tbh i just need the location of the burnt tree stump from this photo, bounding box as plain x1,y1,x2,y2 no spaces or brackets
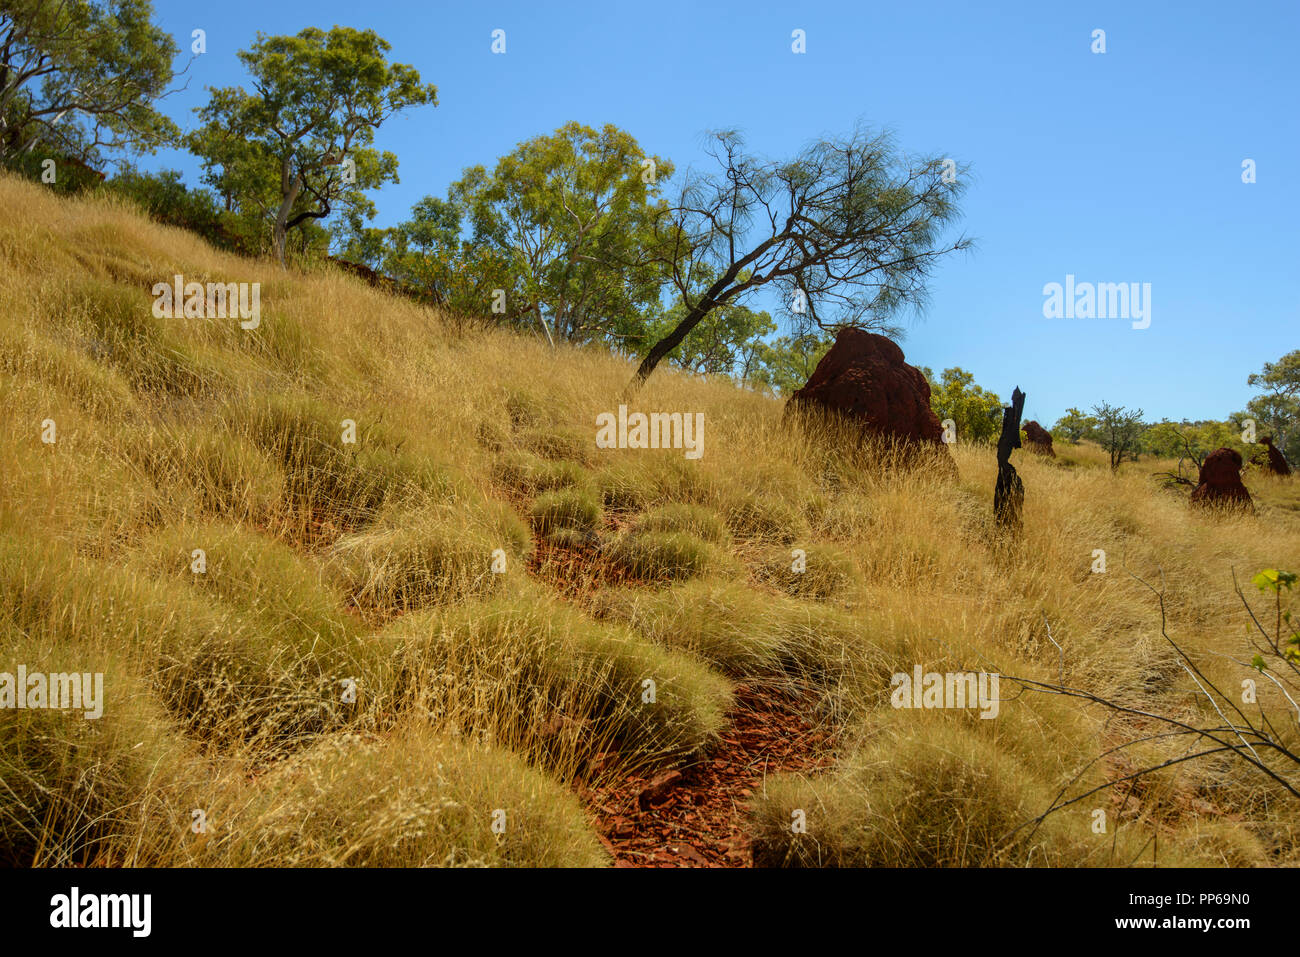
995,387,1026,531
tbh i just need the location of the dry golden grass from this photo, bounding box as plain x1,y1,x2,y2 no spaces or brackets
2,172,1299,866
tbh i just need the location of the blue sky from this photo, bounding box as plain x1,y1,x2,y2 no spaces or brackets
143,0,1298,425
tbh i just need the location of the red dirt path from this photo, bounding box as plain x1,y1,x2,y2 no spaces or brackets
577,684,839,867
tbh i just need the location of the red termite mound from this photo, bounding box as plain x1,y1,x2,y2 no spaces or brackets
1190,447,1253,510
786,329,950,466
1260,436,1292,477
1022,420,1056,457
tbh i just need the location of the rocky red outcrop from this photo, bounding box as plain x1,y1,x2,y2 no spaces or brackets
1022,420,1056,457
1190,447,1253,509
1260,436,1292,477
786,329,949,462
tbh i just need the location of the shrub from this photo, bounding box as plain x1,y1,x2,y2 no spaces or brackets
755,543,862,601
105,168,242,251
240,393,465,525
375,592,733,770
0,534,365,755
605,530,718,582
529,487,602,535
494,450,592,495
0,627,197,866
329,501,532,615
722,496,810,544
184,723,610,867
749,720,1202,867
595,462,651,512
634,503,731,544
595,580,899,691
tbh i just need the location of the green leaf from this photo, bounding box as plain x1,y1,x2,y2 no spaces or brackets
1253,569,1283,592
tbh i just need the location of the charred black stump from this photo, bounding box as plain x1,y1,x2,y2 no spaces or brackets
995,387,1026,531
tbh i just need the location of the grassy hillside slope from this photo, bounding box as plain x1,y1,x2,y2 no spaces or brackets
3,174,1299,866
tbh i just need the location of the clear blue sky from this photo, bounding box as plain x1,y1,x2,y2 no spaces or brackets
143,0,1298,425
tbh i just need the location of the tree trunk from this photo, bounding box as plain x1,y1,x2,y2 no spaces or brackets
534,301,555,348
995,386,1026,531
629,298,714,390
273,160,302,269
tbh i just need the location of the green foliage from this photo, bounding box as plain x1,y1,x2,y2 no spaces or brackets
187,26,436,266
1247,570,1299,673
1051,407,1099,443
445,122,675,344
0,0,180,167
340,194,511,315
631,126,970,384
750,333,833,396
1142,419,1241,464
1244,350,1300,465
108,166,216,230
5,147,105,193
1091,402,1146,471
1253,568,1298,593
645,297,775,378
105,166,262,253
923,367,1002,444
